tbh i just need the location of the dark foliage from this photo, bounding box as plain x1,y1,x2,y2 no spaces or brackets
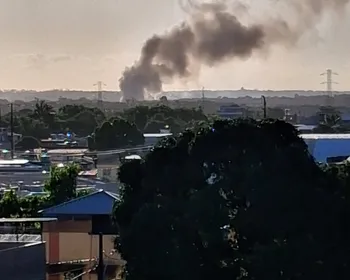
113,119,350,280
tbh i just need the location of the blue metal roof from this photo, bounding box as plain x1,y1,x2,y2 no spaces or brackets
40,190,119,216
301,134,350,162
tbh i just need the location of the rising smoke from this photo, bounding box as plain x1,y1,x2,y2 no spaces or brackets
119,0,349,101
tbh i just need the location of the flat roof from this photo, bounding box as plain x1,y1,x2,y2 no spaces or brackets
0,217,57,223
301,134,350,139
143,133,172,138
0,159,29,165
47,149,88,155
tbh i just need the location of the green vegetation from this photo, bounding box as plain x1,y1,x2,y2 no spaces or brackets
88,118,145,151
0,163,89,217
113,118,350,280
5,100,207,150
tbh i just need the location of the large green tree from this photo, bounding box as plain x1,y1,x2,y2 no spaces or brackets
44,163,80,205
58,105,106,136
123,105,207,132
89,118,144,150
31,100,55,125
113,119,350,280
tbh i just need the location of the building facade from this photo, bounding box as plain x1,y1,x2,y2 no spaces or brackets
40,190,123,280
0,241,46,280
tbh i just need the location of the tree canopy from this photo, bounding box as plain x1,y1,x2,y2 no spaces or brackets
123,105,207,133
113,119,350,280
5,101,211,150
88,118,145,150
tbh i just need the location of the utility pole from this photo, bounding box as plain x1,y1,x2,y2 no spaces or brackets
201,87,205,110
262,95,267,119
97,232,104,280
93,81,107,110
10,103,14,159
321,69,338,107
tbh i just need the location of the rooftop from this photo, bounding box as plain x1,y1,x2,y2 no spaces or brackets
143,133,172,138
0,218,57,223
0,159,29,165
301,134,350,162
47,149,88,155
0,234,41,243
40,189,119,216
301,134,350,139
295,124,317,131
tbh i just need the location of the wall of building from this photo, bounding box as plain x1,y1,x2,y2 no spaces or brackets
0,241,46,280
59,233,115,261
97,166,118,182
43,220,119,263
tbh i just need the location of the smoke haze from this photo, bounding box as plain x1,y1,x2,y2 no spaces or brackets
119,0,350,101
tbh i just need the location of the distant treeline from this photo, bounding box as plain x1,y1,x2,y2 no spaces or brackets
2,91,350,117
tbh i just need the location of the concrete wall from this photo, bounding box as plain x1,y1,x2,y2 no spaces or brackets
60,233,115,261
43,220,120,263
0,241,46,280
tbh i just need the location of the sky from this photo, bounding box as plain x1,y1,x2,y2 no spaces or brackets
1,0,350,92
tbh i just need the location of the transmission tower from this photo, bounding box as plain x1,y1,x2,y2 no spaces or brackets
93,81,106,109
320,69,338,107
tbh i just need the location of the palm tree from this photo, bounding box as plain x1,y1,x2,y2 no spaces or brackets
32,100,54,121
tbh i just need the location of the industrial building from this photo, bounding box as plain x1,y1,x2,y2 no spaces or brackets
301,134,350,163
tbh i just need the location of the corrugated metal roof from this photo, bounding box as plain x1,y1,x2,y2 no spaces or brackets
0,234,41,243
0,218,57,223
40,190,119,216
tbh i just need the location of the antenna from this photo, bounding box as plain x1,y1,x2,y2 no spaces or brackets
93,81,107,109
320,69,338,107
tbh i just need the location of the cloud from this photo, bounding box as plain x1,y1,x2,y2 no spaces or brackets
51,55,72,63
22,54,72,69
27,53,71,64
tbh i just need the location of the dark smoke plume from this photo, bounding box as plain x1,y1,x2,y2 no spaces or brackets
119,0,349,101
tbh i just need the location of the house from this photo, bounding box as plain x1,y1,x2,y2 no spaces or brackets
40,190,124,280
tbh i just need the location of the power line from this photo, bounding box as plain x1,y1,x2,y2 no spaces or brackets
320,69,338,107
